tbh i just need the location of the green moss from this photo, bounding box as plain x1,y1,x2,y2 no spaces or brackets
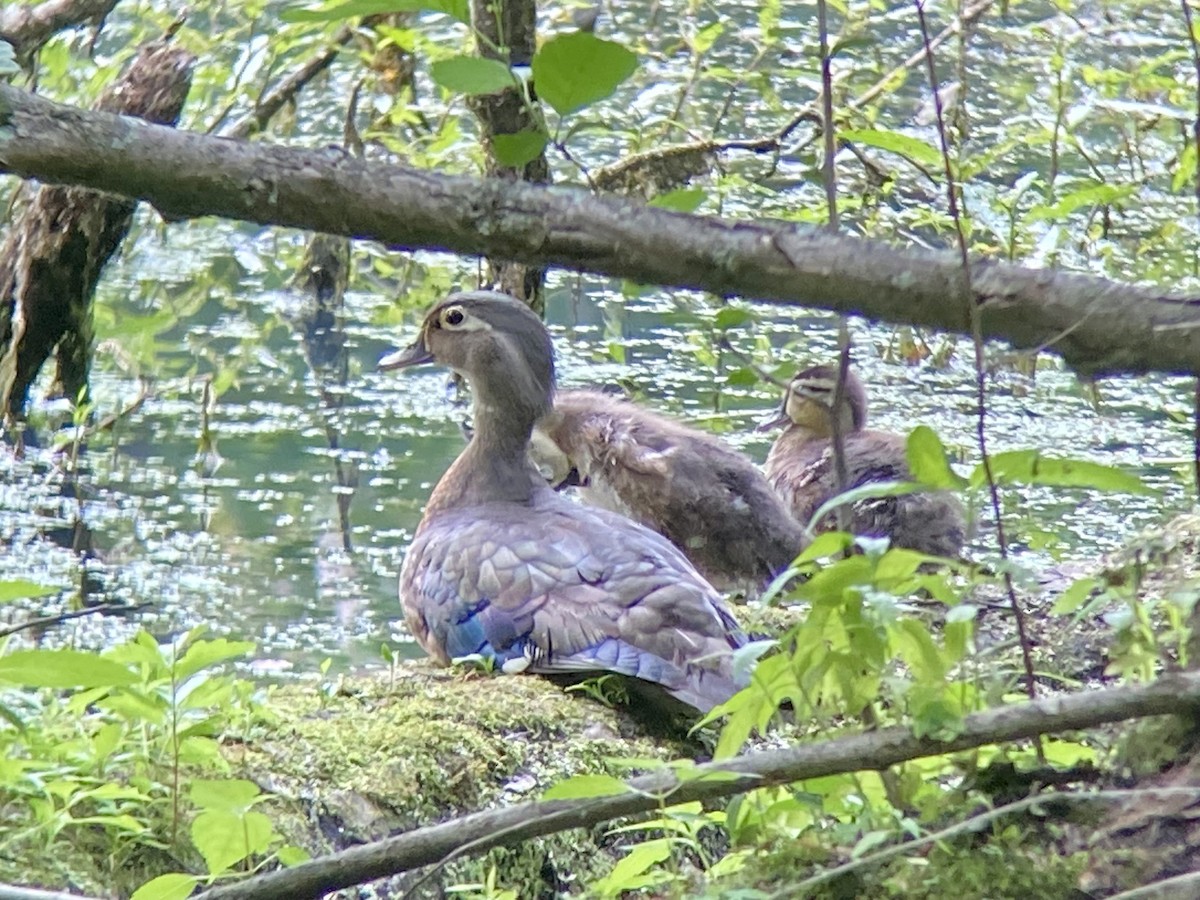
234,662,687,896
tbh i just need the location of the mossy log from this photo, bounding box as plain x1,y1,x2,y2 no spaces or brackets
0,34,193,420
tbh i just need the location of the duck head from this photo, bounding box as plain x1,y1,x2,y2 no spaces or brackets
758,363,868,437
380,290,555,427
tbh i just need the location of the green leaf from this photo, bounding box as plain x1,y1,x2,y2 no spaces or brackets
1051,576,1103,615
713,307,754,330
542,774,629,800
130,873,200,900
840,128,942,167
0,650,135,688
906,426,968,489
648,187,706,212
282,0,469,24
190,778,263,813
596,839,673,894
973,450,1155,495
175,637,256,681
1026,182,1136,222
0,579,58,603
192,809,275,874
492,129,550,167
276,844,312,866
532,32,638,115
893,619,946,681
430,56,515,95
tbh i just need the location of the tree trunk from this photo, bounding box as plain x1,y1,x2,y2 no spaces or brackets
0,35,194,420
468,0,547,311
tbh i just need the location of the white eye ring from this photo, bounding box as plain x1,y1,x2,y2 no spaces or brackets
443,306,466,327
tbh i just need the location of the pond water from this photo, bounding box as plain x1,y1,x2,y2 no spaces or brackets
1,0,1195,676
2,221,1193,675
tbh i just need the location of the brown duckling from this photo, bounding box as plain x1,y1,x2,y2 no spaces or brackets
379,291,748,714
761,363,965,558
530,388,808,591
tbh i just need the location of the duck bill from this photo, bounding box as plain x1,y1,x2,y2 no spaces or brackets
755,405,791,433
379,337,434,371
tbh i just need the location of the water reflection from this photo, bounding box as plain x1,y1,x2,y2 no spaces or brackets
0,234,1193,674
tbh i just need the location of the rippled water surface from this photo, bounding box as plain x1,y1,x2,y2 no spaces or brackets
2,0,1195,674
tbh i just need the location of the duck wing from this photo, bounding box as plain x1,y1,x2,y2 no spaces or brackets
400,496,746,713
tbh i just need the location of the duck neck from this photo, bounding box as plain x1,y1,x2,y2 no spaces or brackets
426,381,547,514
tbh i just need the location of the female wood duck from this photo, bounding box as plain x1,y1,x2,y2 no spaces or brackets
530,389,807,591
380,291,748,714
760,363,966,558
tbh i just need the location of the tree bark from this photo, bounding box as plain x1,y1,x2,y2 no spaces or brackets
1,82,1198,378
0,0,118,64
199,671,1200,900
0,39,193,418
468,0,547,310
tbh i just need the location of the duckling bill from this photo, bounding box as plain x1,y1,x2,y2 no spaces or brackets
530,389,807,591
380,291,748,714
761,363,966,558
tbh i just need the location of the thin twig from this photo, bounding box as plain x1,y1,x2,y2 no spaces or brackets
912,2,1041,738
0,602,149,639
792,787,1200,895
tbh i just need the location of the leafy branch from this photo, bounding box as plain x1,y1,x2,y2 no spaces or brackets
195,672,1200,900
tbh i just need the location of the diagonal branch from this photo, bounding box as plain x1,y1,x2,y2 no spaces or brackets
0,0,118,62
198,672,1200,900
1,83,1198,377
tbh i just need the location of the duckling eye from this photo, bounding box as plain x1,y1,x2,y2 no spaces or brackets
443,307,465,327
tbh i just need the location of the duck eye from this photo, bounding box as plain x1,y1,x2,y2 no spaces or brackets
444,308,465,327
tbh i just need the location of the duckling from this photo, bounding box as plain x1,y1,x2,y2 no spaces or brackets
530,389,807,591
761,363,965,558
380,291,748,714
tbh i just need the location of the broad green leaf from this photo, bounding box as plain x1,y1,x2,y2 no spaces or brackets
130,873,200,900
0,579,57,603
543,773,629,800
692,22,724,53
794,530,853,562
906,426,968,489
430,56,514,95
532,32,638,116
190,778,262,813
713,307,754,330
1051,576,1103,615
192,809,274,874
648,187,706,213
893,619,946,681
0,650,135,688
724,366,758,387
277,845,311,866
282,0,469,24
973,450,1154,495
1026,182,1136,222
597,838,673,892
840,128,941,167
175,638,256,681
492,129,549,167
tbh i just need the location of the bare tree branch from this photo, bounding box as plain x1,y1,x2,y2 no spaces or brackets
198,672,1200,900
1,83,1198,378
0,0,118,62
